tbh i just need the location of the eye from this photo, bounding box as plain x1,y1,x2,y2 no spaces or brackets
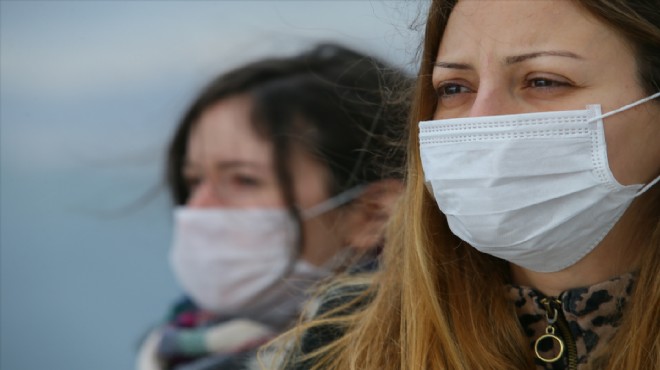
525,77,572,90
433,80,475,113
233,175,262,187
436,83,473,98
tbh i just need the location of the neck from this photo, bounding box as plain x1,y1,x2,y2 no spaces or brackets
510,197,649,297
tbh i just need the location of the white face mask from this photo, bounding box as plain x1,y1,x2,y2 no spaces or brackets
169,186,364,325
419,93,660,273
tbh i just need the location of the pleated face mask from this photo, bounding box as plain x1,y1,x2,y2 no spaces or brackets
169,186,364,317
418,93,660,272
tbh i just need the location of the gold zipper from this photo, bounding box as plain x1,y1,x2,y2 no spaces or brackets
535,297,577,370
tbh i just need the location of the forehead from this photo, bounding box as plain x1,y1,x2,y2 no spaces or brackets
187,95,273,167
439,0,618,61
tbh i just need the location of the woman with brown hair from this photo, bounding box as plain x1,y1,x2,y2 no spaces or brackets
275,1,660,369
136,43,411,370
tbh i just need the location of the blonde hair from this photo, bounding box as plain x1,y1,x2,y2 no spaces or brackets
269,1,660,369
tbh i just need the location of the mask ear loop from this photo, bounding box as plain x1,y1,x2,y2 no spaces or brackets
633,92,660,195
301,185,367,219
287,185,366,275
637,175,660,196
585,92,660,196
587,91,660,123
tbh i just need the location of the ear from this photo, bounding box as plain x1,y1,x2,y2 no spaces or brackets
342,179,404,250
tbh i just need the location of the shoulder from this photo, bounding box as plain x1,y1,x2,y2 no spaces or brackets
308,279,373,319
276,277,374,370
309,256,379,320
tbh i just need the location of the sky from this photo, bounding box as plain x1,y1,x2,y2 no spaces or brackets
0,1,425,369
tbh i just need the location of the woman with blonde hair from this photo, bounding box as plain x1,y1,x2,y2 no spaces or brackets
275,0,660,369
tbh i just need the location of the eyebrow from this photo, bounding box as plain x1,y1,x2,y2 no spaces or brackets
505,50,583,64
183,160,267,172
433,50,584,70
433,61,473,70
216,161,266,170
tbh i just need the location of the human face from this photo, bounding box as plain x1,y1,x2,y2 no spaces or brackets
184,94,345,265
185,95,328,209
432,0,660,186
185,95,280,208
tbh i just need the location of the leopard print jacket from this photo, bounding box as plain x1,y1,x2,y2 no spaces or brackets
276,273,636,370
507,273,635,370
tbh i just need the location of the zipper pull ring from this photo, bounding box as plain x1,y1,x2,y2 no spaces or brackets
534,298,565,363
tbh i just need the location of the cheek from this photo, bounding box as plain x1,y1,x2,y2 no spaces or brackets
291,161,332,209
603,105,660,185
298,214,344,266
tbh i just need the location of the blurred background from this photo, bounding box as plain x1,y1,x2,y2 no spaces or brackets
0,1,423,369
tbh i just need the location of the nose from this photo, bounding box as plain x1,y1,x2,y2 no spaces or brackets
187,180,223,208
468,86,517,117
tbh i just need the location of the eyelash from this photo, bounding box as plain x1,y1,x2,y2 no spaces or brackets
434,77,572,97
185,175,262,187
524,77,571,89
435,82,473,98
234,175,261,187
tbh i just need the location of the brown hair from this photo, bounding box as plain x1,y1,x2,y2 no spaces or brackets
273,1,660,369
165,43,412,256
